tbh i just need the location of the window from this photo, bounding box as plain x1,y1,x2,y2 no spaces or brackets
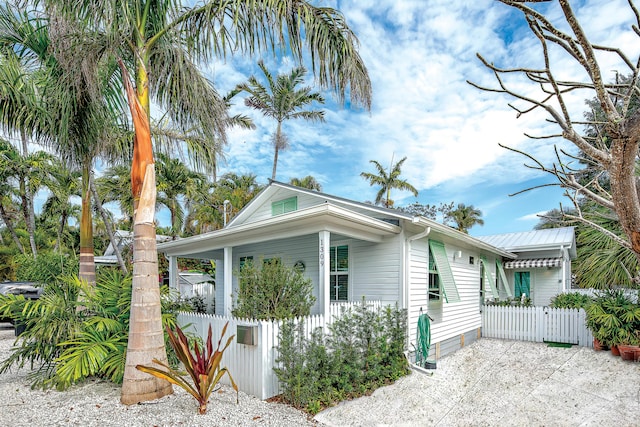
428,250,440,301
271,196,297,216
428,240,461,303
239,256,253,270
514,271,530,297
330,245,348,301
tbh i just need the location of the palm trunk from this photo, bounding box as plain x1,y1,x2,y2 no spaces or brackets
79,163,96,285
90,175,128,274
272,122,282,180
0,203,25,254
55,209,67,253
20,130,37,258
119,59,172,405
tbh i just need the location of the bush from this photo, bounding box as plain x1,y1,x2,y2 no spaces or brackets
274,302,409,414
232,258,315,320
485,296,532,307
13,252,79,284
550,292,593,309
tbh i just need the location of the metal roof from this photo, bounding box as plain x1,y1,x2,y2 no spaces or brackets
476,227,576,258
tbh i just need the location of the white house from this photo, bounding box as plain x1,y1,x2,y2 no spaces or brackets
476,227,577,306
158,181,516,359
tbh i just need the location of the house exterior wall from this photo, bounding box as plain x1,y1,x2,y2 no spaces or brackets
407,238,489,360
506,267,563,306
220,233,402,316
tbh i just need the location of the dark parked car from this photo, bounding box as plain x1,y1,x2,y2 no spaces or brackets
0,281,43,326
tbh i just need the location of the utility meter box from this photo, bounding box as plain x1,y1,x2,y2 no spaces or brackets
236,325,258,346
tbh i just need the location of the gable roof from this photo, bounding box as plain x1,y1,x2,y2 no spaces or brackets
476,227,576,259
158,180,515,259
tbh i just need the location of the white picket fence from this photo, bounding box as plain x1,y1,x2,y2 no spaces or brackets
481,305,593,347
176,300,382,400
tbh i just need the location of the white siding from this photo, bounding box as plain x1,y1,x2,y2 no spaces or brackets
505,267,564,306
407,240,484,356
349,238,402,305
407,239,428,356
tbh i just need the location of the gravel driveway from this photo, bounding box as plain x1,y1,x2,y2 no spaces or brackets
315,338,640,426
1,323,639,426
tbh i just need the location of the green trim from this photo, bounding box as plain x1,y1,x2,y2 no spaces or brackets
428,240,460,303
496,259,513,298
480,256,499,299
271,196,298,216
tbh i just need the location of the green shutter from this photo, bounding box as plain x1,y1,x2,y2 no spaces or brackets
428,240,460,303
496,259,513,298
514,272,530,297
480,257,499,299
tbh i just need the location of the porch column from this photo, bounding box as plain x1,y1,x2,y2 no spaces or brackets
319,231,331,328
224,246,233,316
167,255,178,290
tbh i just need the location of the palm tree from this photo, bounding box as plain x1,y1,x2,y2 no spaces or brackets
237,61,325,180
41,159,82,253
0,4,127,284
155,152,206,237
445,203,485,233
290,175,322,191
360,156,418,208
48,0,371,404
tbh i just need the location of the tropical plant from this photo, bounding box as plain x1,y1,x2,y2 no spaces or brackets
290,175,322,191
445,203,484,233
13,251,78,284
155,152,206,237
237,61,325,180
0,270,186,390
585,289,640,347
360,156,418,208
233,258,316,320
136,323,238,415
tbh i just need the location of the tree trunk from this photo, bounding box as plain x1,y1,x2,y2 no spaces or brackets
0,203,25,254
20,130,37,258
119,59,172,404
120,164,172,405
90,175,128,274
79,164,96,285
272,122,282,181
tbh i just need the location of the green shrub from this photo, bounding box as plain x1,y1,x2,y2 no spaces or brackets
274,302,409,414
485,296,532,307
13,251,79,284
233,258,315,320
550,292,593,309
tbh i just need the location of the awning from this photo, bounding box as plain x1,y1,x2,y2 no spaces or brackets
503,258,562,269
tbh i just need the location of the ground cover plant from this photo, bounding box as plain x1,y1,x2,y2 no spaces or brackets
274,301,408,414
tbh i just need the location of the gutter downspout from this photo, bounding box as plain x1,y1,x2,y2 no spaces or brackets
560,245,566,292
404,218,431,310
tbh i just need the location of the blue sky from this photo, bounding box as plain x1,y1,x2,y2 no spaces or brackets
194,0,637,237
24,0,633,237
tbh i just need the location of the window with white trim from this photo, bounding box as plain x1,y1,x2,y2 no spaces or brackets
428,249,441,301
330,245,348,301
